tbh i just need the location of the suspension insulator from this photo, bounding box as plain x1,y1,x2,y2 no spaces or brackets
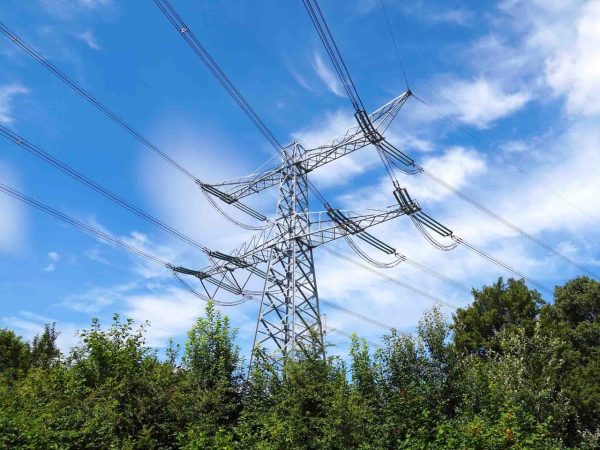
354,110,384,144
393,187,421,214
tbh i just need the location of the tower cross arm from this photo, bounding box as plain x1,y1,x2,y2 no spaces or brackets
172,205,406,303
196,205,405,275
209,91,411,202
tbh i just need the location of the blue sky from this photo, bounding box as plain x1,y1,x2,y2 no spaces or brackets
1,0,599,357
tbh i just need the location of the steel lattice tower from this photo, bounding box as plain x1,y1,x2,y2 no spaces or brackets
0,0,566,382
252,143,325,367
168,92,419,372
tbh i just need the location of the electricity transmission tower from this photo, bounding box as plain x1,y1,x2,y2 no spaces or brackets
154,0,457,370
0,1,567,375
171,92,434,369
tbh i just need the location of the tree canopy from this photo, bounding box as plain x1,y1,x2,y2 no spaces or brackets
1,277,600,448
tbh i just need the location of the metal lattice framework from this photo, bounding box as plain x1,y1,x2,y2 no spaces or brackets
169,91,457,368
0,0,576,372
252,143,324,366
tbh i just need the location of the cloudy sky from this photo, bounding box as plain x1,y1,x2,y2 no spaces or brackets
1,0,599,358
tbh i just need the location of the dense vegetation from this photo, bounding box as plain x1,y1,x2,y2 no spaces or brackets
1,276,600,449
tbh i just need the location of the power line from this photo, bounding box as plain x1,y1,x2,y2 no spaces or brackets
1,4,566,365
325,327,382,349
0,21,268,229
412,93,600,227
0,179,399,335
321,247,461,309
418,167,599,279
454,236,553,295
300,0,366,113
402,255,471,294
0,22,198,182
0,182,171,268
378,0,410,90
295,1,585,288
320,298,395,331
153,0,283,151
0,124,209,252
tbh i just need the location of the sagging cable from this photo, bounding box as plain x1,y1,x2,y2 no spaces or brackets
411,216,459,251
172,271,250,306
393,185,458,251
379,140,422,175
208,250,269,280
344,234,405,269
327,206,396,254
199,182,270,231
453,236,553,295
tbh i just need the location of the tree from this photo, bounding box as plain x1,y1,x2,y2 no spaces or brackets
375,306,456,447
538,277,600,445
452,278,544,355
63,314,181,448
183,301,241,391
0,329,30,380
178,301,242,445
348,335,382,447
349,334,377,401
30,323,61,369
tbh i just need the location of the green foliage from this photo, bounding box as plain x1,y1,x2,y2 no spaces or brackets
30,322,61,369
177,301,243,444
2,278,600,448
453,278,544,355
538,276,600,445
0,328,30,380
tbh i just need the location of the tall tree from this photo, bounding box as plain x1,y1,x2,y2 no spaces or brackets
0,329,30,380
452,278,544,355
179,301,242,445
30,323,61,369
539,277,600,444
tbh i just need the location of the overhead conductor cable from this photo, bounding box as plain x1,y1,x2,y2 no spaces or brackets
0,22,268,230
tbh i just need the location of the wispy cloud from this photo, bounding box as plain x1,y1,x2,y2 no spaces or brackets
43,251,60,272
312,52,345,97
79,0,112,9
0,161,27,253
545,1,600,116
460,1,600,119
41,0,113,18
62,281,138,314
74,30,101,50
0,83,28,125
429,8,474,26
436,78,531,129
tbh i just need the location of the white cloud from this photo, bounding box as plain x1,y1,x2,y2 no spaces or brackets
85,247,112,265
78,0,111,8
0,162,27,253
0,311,81,352
43,251,60,272
62,282,138,314
339,145,487,207
75,30,101,50
0,84,28,125
545,1,600,116
312,52,345,97
415,146,487,201
137,125,265,256
41,0,112,17
293,109,381,187
294,109,355,149
463,1,600,118
122,287,208,347
429,8,474,26
438,78,531,129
